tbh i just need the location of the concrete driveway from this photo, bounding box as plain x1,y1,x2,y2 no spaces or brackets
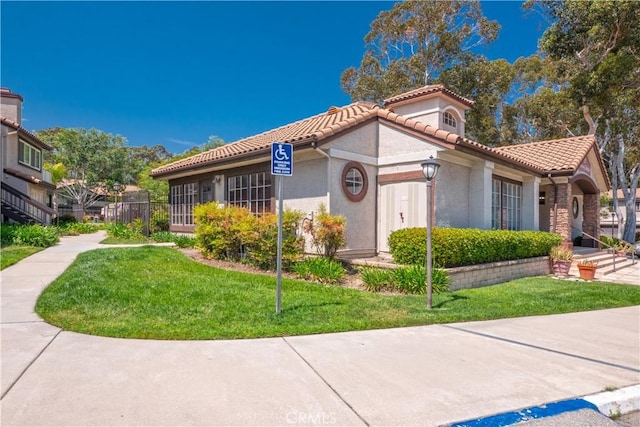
1,232,639,426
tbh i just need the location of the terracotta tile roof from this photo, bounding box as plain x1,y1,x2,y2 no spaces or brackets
383,84,475,108
152,102,380,176
493,135,596,173
0,116,53,150
376,108,462,145
4,167,56,189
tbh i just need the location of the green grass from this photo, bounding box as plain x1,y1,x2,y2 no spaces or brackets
100,236,149,244
35,246,640,340
1,246,43,270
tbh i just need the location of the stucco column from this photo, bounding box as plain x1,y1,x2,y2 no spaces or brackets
469,160,494,229
522,177,540,230
582,192,600,247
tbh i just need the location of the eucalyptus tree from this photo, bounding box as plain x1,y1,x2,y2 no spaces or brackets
341,0,499,104
532,0,640,242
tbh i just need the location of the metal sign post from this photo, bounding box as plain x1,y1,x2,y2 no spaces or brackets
271,143,293,314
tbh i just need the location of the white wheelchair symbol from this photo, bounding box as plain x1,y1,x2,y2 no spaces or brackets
275,144,289,161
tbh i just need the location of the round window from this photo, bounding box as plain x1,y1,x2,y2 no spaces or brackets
341,162,368,202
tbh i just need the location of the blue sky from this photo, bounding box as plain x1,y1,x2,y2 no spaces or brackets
1,1,546,154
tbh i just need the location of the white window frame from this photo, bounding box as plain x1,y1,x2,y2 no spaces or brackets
19,139,42,171
227,172,271,215
442,111,457,128
492,177,522,230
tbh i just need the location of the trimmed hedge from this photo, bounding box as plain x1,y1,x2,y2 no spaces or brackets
388,228,562,267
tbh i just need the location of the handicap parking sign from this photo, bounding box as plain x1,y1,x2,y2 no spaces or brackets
271,142,293,176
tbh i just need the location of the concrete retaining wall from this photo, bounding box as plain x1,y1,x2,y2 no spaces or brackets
447,256,551,290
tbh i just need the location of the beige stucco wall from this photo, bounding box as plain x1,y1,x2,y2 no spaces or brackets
435,160,470,228
389,98,467,136
0,98,21,124
329,158,377,255
325,122,378,158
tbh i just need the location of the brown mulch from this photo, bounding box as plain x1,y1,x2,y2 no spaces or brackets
177,247,366,290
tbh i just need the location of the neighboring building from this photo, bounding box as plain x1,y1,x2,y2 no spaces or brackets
152,85,610,256
1,88,55,225
601,188,640,238
56,180,140,220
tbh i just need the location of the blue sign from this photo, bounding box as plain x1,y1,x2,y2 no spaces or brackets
271,142,293,176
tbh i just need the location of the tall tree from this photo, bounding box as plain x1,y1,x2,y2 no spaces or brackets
533,0,640,242
438,57,514,145
341,0,499,104
37,128,134,212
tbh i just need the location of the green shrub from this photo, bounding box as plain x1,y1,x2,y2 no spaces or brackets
194,202,256,260
10,224,59,247
150,231,197,248
106,222,146,241
392,264,449,294
293,257,346,284
59,222,101,236
57,214,77,225
359,266,394,292
150,210,169,233
245,210,304,270
128,218,144,235
1,224,19,246
388,228,562,267
173,234,196,248
359,265,449,294
194,202,304,269
150,231,174,242
308,204,346,258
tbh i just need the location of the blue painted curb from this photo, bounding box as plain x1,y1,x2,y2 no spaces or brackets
444,398,599,427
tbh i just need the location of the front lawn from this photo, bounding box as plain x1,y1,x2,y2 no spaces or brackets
35,246,640,340
1,246,43,270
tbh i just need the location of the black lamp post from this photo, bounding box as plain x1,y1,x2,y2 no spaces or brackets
421,156,441,309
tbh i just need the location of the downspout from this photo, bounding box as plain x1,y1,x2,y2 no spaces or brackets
548,174,558,234
311,141,331,211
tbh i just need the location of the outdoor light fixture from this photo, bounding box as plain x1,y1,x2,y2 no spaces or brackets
421,155,440,309
421,156,440,182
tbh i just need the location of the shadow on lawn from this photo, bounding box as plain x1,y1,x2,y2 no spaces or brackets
433,293,469,309
281,301,344,313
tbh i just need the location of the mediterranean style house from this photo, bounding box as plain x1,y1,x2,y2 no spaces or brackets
1,88,55,225
152,85,610,256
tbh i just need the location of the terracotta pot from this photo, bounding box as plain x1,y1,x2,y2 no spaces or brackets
616,251,627,258
578,265,597,280
552,259,572,276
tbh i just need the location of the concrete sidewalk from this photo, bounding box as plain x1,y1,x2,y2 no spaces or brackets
1,232,639,426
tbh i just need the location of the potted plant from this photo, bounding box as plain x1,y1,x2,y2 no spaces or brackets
614,241,632,258
577,260,598,280
550,246,573,276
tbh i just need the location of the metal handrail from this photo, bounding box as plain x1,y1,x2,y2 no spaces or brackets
571,226,637,270
596,227,637,266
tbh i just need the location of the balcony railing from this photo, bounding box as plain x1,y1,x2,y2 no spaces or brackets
1,182,54,225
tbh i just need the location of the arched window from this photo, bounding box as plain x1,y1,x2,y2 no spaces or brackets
442,111,457,128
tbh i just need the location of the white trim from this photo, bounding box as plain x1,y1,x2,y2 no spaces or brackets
327,148,377,166
402,107,440,119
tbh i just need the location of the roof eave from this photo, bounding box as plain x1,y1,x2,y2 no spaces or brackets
152,136,319,179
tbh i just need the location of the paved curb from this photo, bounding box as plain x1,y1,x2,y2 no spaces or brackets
584,384,640,418
442,384,640,427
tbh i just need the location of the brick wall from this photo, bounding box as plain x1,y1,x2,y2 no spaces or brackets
447,257,551,290
582,192,600,247
550,183,572,244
